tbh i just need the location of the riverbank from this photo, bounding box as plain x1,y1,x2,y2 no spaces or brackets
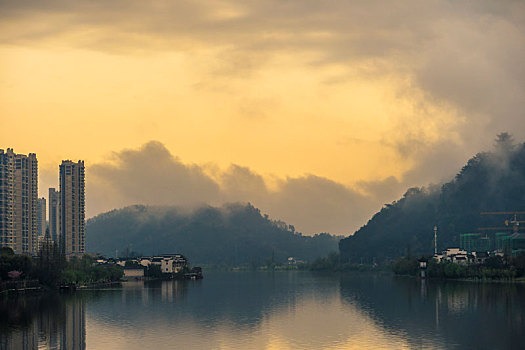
1,246,124,292
0,279,41,294
393,255,525,282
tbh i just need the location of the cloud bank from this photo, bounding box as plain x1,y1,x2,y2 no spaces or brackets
88,141,378,235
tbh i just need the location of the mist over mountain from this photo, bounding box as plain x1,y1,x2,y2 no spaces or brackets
86,203,340,265
340,134,525,263
82,141,379,236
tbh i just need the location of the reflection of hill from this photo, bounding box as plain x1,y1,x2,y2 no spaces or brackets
87,272,339,330
339,275,525,349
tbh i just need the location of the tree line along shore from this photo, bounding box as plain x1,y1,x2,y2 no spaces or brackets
0,244,123,293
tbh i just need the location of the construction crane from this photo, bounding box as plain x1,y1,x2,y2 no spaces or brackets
478,211,525,233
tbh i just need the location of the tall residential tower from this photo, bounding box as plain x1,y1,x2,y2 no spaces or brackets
0,148,38,254
48,188,60,244
59,160,85,257
37,197,46,237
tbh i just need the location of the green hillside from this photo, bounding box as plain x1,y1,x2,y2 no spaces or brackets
86,203,340,265
340,134,525,263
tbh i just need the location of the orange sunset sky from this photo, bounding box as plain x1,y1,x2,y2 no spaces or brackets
1,0,524,235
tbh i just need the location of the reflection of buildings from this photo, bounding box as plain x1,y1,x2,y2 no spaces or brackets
340,275,525,350
0,320,38,350
0,297,86,350
161,280,187,302
61,299,86,350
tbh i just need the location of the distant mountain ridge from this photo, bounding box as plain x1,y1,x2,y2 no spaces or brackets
86,203,340,265
340,134,525,263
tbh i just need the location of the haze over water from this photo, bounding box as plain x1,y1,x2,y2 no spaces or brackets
1,272,524,350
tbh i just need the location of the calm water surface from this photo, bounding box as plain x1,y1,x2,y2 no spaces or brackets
1,271,524,350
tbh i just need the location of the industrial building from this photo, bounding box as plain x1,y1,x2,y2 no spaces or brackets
459,233,491,253
459,231,525,256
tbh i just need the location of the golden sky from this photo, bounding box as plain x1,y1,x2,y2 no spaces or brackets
1,0,524,234
1,47,435,182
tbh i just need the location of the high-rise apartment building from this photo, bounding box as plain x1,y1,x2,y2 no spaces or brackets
60,160,85,257
0,148,38,254
37,197,46,237
49,188,60,244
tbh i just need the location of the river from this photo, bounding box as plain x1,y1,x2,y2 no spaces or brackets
1,271,524,349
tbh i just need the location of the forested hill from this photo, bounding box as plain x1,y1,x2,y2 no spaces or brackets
86,203,340,265
340,134,525,263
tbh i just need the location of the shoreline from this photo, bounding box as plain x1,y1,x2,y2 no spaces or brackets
3,271,524,297
0,280,41,295
393,273,525,284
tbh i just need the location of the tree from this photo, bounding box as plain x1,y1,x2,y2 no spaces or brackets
340,134,525,263
36,241,66,287
494,132,514,154
0,248,34,281
0,247,14,257
145,264,162,278
86,203,340,266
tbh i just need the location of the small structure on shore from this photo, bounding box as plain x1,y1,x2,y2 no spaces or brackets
418,258,428,279
434,248,469,264
123,267,145,280
96,253,202,280
184,267,203,280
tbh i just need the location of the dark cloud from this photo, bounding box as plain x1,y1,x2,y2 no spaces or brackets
85,141,377,235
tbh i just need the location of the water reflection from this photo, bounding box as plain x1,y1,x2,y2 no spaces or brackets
0,293,86,350
1,273,525,349
339,275,525,350
86,272,338,335
84,273,408,350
